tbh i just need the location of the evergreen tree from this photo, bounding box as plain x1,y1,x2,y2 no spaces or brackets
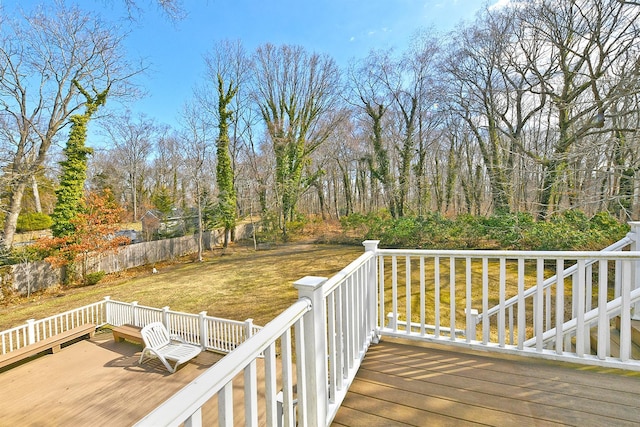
151,185,174,216
216,73,237,247
200,187,218,231
51,81,109,237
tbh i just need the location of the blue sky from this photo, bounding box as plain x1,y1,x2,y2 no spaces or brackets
5,0,497,135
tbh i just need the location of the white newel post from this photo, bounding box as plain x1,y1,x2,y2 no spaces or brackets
103,296,111,325
294,276,328,427
628,221,640,320
199,311,207,350
363,240,380,343
465,308,479,341
245,318,254,339
26,319,35,345
131,301,139,326
162,306,170,329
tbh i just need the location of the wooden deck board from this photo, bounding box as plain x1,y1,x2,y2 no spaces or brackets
0,329,224,426
3,329,640,426
332,338,640,427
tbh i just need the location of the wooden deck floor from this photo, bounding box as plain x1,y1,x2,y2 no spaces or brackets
3,330,640,426
0,329,225,426
332,337,640,427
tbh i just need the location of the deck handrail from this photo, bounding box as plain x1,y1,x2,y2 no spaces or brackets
0,300,107,356
480,235,634,322
104,298,260,352
134,299,312,426
374,247,640,370
137,240,380,426
0,299,259,358
523,286,640,347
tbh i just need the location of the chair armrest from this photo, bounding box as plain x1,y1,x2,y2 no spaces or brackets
169,334,186,343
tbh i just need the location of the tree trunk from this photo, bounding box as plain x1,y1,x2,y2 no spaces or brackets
2,180,28,249
32,176,42,213
196,182,203,261
132,173,138,220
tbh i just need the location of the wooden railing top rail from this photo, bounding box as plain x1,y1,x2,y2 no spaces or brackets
319,250,376,298
523,286,640,347
134,299,312,427
376,247,640,260
481,235,634,320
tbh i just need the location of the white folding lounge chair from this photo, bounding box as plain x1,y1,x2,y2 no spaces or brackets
139,322,202,373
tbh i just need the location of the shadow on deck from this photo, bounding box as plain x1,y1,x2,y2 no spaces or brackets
3,329,640,426
0,329,224,426
332,337,640,426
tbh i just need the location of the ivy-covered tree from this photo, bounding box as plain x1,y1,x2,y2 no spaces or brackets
253,44,341,237
51,81,109,237
216,73,238,248
0,3,140,249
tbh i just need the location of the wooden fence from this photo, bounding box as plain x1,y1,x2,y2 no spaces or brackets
0,223,254,298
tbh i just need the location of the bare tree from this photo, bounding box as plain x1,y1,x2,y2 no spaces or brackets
252,44,341,237
150,131,184,209
120,0,186,21
179,101,214,261
388,30,441,217
442,8,534,215
515,0,640,217
102,112,156,220
0,3,141,248
347,51,395,216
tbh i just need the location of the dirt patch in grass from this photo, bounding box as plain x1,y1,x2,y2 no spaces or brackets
0,241,363,330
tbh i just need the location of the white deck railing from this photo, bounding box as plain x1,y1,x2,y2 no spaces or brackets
7,227,640,426
0,298,259,356
139,232,640,426
0,301,107,355
105,298,259,351
376,248,640,369
481,234,634,329
136,241,380,426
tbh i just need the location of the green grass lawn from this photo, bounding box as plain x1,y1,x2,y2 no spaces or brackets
0,242,364,330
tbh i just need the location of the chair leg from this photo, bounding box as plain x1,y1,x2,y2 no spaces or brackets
139,349,148,365
140,349,176,373
159,358,176,373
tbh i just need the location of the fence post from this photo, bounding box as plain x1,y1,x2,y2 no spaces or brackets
131,301,139,326
26,319,36,345
628,221,640,320
199,311,208,350
294,276,328,427
363,240,380,343
103,296,111,325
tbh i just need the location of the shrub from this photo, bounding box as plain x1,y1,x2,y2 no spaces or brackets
16,212,53,232
520,210,628,251
84,271,106,286
479,212,535,249
340,209,628,251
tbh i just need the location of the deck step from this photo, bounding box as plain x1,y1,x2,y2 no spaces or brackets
589,318,640,359
614,317,640,346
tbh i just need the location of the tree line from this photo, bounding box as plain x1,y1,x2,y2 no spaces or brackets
1,0,640,252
